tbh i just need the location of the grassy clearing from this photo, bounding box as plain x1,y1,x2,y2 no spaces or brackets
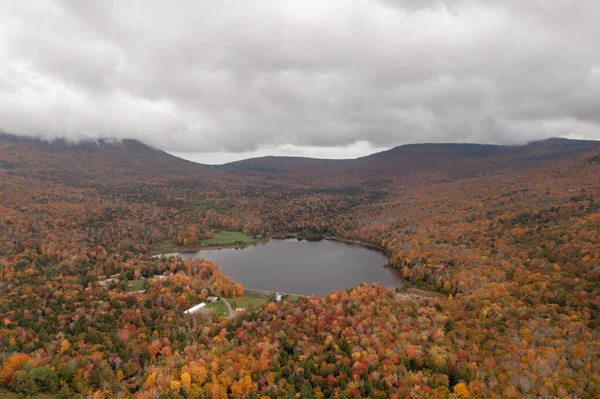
206,300,229,317
227,296,266,310
125,278,147,292
200,231,259,246
226,294,302,310
149,238,179,254
150,231,264,254
285,294,302,302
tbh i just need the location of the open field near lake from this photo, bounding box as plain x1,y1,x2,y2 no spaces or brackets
200,231,261,246
227,295,267,309
226,293,302,311
150,231,265,254
285,294,303,302
206,300,230,317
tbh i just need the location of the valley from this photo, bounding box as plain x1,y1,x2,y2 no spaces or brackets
2,2,599,397
1,134,599,398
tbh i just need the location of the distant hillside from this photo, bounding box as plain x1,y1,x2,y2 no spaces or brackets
2,133,600,191
221,138,600,187
0,134,227,186
219,156,345,173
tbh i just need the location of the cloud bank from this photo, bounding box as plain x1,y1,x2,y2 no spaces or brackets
1,0,599,159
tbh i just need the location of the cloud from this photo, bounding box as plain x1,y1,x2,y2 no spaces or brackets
169,141,387,165
0,0,598,155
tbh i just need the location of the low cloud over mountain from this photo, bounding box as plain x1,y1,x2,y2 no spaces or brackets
1,0,599,159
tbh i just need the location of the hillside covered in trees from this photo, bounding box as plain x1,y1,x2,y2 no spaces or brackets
1,134,599,398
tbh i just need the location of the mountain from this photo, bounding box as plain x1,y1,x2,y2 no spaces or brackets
2,132,600,398
220,138,600,187
3,133,600,191
0,133,229,185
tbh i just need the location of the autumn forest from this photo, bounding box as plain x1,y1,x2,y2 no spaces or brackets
1,134,599,398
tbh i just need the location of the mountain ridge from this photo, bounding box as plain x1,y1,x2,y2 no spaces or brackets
217,137,600,186
2,132,600,398
4,131,600,165
2,133,600,188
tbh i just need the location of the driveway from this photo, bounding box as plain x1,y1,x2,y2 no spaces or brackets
220,297,234,318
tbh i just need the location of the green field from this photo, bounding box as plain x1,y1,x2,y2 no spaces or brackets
206,300,230,317
200,231,260,246
150,231,263,254
125,278,147,292
286,294,302,302
227,296,266,310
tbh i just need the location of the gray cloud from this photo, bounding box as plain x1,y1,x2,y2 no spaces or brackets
0,0,599,155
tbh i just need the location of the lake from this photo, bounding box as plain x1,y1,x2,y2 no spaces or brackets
172,239,405,296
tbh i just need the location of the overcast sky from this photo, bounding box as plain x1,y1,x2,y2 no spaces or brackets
1,0,599,163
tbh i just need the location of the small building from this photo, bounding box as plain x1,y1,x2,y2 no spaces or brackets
206,296,219,303
98,277,119,287
184,303,206,315
274,293,282,302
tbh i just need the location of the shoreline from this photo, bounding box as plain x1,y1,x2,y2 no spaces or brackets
270,232,389,255
149,233,444,299
148,238,268,256
326,235,389,255
150,232,387,256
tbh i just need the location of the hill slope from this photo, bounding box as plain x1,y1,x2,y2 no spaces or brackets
3,134,600,189
0,134,227,185
1,133,600,397
220,138,600,186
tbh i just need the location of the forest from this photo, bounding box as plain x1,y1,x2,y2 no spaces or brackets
1,134,599,398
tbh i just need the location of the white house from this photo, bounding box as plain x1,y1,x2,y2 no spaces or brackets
184,302,206,315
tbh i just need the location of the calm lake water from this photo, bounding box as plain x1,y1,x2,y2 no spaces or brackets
172,239,404,296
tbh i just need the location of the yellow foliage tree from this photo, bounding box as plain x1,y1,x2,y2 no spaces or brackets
144,372,157,390
181,371,192,394
170,380,181,393
240,374,253,394
60,339,71,353
454,383,470,399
